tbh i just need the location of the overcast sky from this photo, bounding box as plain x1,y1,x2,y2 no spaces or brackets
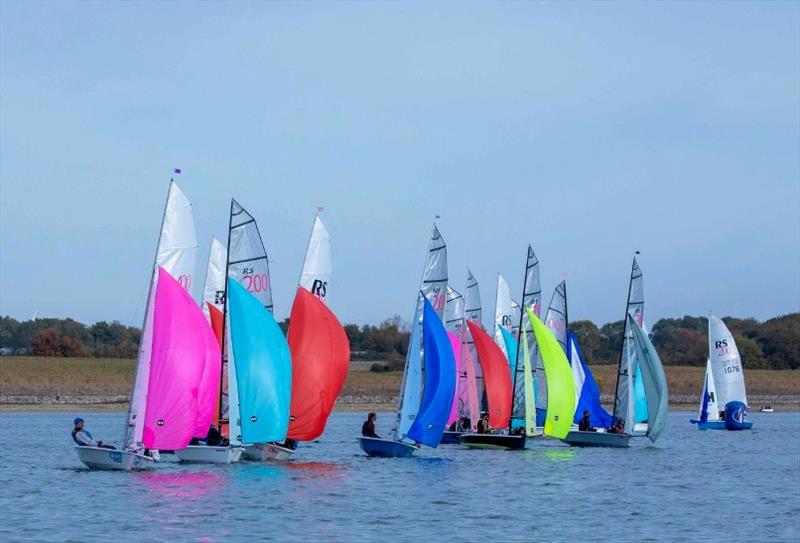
1,1,798,328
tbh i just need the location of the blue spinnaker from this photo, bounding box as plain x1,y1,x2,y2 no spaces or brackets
568,332,612,428
407,296,457,447
228,278,292,444
633,363,648,423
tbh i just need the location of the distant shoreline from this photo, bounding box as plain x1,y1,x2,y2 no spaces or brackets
2,357,798,413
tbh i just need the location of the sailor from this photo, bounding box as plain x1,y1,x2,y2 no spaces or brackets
578,410,594,432
476,414,490,434
71,417,115,449
609,419,625,434
361,412,379,438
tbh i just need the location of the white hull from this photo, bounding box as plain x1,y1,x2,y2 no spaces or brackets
74,446,155,471
174,445,243,464
242,443,295,461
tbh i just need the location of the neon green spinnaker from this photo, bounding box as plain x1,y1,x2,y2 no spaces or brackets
521,328,536,436
526,308,575,439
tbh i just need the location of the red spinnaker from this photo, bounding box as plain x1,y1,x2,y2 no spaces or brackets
466,320,512,429
287,288,350,441
207,302,224,430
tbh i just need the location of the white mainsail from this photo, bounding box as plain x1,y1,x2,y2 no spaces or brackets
708,315,748,408
299,215,332,301
544,281,568,353
124,181,198,452
201,236,227,321
493,274,514,356
445,287,465,335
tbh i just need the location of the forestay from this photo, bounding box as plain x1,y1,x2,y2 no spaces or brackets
708,315,748,408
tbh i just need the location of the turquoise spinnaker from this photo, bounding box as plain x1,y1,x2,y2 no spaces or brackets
228,277,292,445
500,326,518,378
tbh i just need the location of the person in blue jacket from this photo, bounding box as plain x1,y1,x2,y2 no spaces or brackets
71,417,114,449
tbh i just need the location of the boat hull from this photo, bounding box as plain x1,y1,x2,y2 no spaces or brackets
691,420,727,430
242,443,295,461
174,445,243,463
440,431,462,445
459,433,526,450
358,437,418,457
561,431,631,448
74,446,155,471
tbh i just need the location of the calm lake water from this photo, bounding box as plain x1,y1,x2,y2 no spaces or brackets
1,411,798,542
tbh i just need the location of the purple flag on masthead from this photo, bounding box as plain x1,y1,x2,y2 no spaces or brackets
174,168,182,174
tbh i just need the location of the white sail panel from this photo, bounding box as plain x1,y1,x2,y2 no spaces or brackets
299,216,332,301
421,225,448,317
462,269,482,430
202,237,227,321
701,358,720,420
708,315,748,408
445,287,465,334
511,300,521,338
227,199,273,312
156,181,198,291
465,270,482,324
493,274,514,356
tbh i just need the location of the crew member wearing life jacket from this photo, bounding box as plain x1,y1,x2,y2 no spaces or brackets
71,417,115,449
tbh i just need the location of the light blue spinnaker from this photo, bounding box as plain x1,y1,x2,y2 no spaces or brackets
227,278,292,445
628,314,668,442
633,363,648,423
407,296,457,447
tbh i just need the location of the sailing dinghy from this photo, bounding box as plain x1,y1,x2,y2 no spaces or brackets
359,225,456,457
76,181,221,470
691,316,752,430
177,199,290,463
283,215,350,454
563,258,668,447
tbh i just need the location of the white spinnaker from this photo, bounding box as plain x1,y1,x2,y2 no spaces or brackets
493,274,514,356
708,315,748,408
227,199,273,312
299,215,332,301
124,181,198,452
202,237,227,321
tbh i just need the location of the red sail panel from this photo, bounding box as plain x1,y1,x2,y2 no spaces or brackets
287,288,350,441
467,320,512,429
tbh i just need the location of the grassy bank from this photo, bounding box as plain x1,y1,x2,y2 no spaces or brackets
1,356,797,410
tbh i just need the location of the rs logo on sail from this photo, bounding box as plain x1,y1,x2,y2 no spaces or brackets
311,279,327,299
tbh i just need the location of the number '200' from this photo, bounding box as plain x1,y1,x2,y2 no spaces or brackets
243,274,269,293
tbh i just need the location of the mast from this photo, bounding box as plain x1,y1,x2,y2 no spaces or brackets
508,245,539,432
216,199,235,430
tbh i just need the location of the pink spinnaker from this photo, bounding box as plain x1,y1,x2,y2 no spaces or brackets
143,267,221,450
446,331,463,426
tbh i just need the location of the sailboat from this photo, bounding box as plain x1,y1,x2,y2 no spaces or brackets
689,358,724,429
76,181,221,471
284,215,350,453
562,258,669,447
176,199,291,463
358,225,456,457
691,315,753,430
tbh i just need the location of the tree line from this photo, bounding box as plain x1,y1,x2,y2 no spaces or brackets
0,313,797,370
